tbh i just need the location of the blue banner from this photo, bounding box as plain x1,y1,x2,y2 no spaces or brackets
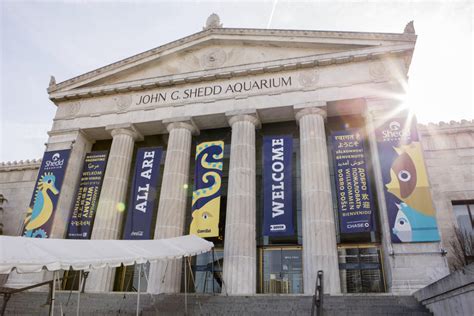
123,147,163,240
67,151,108,239
23,149,71,238
331,130,375,233
376,117,440,243
190,141,224,238
263,135,294,236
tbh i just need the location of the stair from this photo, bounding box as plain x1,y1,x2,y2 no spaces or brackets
2,292,431,315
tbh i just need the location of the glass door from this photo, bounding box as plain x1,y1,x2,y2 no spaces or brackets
338,245,385,293
259,247,303,294
192,249,224,293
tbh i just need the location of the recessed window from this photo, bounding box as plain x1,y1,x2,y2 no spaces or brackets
452,201,474,233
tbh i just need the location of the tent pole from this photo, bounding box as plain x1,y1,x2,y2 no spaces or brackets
211,249,215,294
184,257,187,316
136,264,142,316
50,271,56,316
77,270,82,316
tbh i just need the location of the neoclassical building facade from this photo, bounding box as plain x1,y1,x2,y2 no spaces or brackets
2,16,473,296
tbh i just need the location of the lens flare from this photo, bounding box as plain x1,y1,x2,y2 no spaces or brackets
116,202,126,212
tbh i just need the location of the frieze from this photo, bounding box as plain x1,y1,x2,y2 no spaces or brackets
114,95,132,111
369,62,387,81
134,75,293,107
298,70,319,87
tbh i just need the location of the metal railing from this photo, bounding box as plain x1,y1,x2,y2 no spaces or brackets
1,279,54,316
0,273,82,316
311,270,324,316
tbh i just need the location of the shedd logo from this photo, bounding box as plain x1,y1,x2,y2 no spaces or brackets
45,152,65,168
382,120,410,139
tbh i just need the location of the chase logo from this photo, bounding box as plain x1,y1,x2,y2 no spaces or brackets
45,152,65,168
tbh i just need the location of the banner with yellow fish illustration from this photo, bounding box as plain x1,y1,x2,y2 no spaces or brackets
375,116,440,243
23,149,71,238
190,141,224,238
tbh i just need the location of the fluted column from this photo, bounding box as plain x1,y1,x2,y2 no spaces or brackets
86,124,142,292
147,119,197,294
295,105,341,294
222,111,260,295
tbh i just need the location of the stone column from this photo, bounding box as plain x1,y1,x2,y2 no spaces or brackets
295,104,341,295
86,124,142,292
222,110,260,295
147,119,197,294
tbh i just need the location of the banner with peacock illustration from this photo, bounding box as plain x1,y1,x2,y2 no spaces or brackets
375,115,440,243
190,141,224,238
23,149,71,238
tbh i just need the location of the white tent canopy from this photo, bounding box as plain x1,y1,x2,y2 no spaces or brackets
0,234,214,274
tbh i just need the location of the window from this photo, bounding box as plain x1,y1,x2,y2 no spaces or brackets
452,201,474,233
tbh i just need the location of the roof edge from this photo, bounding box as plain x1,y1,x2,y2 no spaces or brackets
47,27,417,94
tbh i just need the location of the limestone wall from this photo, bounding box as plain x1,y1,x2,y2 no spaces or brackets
419,120,474,270
414,263,474,315
0,160,41,236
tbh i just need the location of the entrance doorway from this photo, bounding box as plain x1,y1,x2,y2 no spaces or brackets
337,245,385,293
259,247,303,294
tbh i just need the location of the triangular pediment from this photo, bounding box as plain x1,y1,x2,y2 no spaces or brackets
48,27,416,96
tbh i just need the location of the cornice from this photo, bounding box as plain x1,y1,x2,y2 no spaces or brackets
0,159,42,171
48,27,416,95
49,43,413,102
418,119,474,135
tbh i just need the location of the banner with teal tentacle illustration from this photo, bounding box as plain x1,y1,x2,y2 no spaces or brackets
190,141,224,238
23,149,71,238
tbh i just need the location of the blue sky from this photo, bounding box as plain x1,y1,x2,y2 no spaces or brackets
1,0,472,162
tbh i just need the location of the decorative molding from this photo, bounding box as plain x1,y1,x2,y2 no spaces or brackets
203,13,223,30
114,94,132,111
0,159,42,171
369,62,387,81
418,119,474,135
47,27,416,94
49,44,414,102
200,48,227,69
65,101,81,117
298,70,319,87
404,21,415,34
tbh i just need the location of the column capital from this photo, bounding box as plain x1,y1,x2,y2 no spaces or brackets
106,123,143,141
226,109,261,128
163,116,199,135
294,105,327,122
46,129,93,151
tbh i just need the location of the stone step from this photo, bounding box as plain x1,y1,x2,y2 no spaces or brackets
2,292,432,315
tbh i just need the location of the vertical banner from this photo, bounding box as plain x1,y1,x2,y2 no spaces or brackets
123,147,163,240
375,116,440,243
263,135,294,236
23,149,71,238
331,130,376,233
190,141,224,238
67,151,108,239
